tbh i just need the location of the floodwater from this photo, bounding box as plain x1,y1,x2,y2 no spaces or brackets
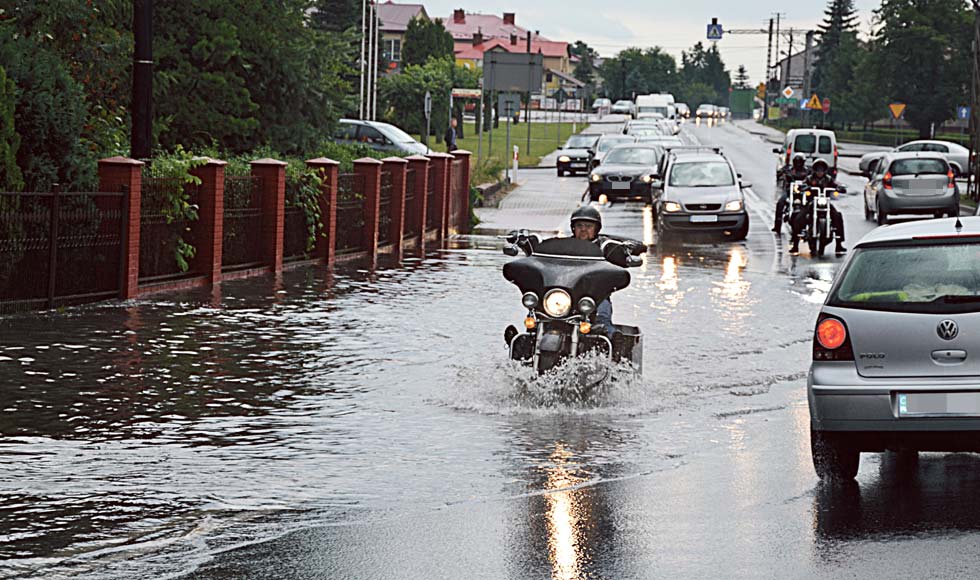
0,229,825,578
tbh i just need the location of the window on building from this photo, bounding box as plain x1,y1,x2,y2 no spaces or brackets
383,38,402,63
546,72,553,82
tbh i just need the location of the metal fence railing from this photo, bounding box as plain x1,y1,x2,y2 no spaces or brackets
404,168,417,238
222,176,264,271
335,173,365,254
426,164,439,231
139,177,202,283
378,171,393,245
283,176,313,262
0,189,126,312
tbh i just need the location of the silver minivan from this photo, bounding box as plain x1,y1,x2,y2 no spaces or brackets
808,217,980,480
864,152,958,225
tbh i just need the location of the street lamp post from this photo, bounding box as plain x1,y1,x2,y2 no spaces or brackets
131,0,153,160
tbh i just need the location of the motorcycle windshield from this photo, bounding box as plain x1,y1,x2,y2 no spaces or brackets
503,238,631,305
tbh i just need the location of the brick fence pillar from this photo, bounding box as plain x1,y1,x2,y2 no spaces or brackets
354,157,383,268
451,149,472,234
405,155,429,252
381,157,408,262
427,152,452,243
98,156,144,299
306,158,340,269
191,158,227,286
251,158,287,274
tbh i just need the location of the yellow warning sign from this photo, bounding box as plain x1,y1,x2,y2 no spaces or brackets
807,94,821,110
889,103,906,119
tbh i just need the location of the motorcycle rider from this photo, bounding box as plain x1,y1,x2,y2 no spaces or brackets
789,159,847,256
568,206,646,338
773,153,809,234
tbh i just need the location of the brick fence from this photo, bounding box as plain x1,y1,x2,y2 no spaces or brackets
0,151,473,310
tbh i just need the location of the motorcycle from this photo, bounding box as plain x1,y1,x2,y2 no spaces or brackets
803,187,844,257
780,179,807,236
501,232,644,375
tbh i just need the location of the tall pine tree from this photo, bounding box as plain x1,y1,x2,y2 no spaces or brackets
811,0,859,96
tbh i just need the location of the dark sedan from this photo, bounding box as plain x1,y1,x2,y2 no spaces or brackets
588,144,663,204
557,134,599,176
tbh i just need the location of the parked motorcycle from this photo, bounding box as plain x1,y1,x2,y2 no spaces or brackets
804,187,843,257
501,232,643,375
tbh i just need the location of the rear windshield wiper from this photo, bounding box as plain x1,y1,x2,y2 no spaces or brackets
931,295,980,304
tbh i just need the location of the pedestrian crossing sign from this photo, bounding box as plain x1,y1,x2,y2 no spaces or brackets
806,94,821,110
706,23,723,40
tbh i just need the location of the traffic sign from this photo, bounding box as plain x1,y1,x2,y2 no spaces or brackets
888,103,906,119
822,98,831,114
707,23,723,40
806,94,821,110
424,91,432,120
781,86,795,99
958,106,971,120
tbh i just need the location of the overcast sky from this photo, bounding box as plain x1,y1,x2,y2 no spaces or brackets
422,0,882,84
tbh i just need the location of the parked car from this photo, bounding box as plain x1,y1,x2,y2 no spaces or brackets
334,119,429,155
864,153,959,225
592,98,612,112
611,100,635,116
557,134,599,177
591,134,637,169
773,128,838,174
588,144,664,204
859,140,970,177
807,216,980,480
654,148,750,241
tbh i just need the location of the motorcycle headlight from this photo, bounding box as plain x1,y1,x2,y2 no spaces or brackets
664,201,682,212
543,289,572,318
590,174,602,182
816,198,828,207
724,200,743,212
521,292,538,309
641,174,653,183
578,296,596,315
558,155,571,163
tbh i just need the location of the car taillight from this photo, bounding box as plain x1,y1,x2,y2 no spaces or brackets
786,145,792,167
883,172,893,190
813,315,854,361
948,170,955,187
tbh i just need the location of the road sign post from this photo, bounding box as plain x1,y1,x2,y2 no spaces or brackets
889,103,906,147
782,86,795,100
424,90,432,153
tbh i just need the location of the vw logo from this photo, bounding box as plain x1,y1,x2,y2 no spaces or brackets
938,320,959,341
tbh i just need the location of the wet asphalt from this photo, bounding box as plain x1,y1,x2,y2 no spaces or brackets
3,121,980,579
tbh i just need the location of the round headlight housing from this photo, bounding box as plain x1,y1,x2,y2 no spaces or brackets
590,174,602,182
641,174,653,183
558,155,571,163
522,292,538,309
543,289,572,318
578,296,596,315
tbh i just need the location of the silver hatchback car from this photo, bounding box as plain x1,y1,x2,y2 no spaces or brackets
864,152,959,225
809,217,980,480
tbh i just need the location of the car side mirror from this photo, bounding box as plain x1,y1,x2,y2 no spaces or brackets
740,182,753,190
737,173,743,178
772,148,781,154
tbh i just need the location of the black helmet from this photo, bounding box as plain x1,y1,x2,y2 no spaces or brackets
812,159,829,173
570,205,602,233
792,153,806,168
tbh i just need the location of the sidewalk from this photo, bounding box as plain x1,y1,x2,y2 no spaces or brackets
473,169,586,235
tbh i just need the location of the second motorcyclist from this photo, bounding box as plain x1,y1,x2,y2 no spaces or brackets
789,159,847,255
773,153,809,234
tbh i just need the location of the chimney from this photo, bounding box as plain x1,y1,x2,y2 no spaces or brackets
473,29,483,45
453,9,465,23
503,12,515,26
510,33,517,46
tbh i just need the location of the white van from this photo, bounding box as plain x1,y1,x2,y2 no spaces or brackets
635,94,674,120
774,128,838,172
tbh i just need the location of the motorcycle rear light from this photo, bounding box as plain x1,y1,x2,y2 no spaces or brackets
883,172,893,190
813,315,854,361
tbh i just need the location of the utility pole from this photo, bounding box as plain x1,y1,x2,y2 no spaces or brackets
372,2,380,120
525,31,533,156
131,0,153,160
803,31,814,127
764,17,773,124
359,0,366,119
786,29,794,120
774,14,782,88
969,1,980,202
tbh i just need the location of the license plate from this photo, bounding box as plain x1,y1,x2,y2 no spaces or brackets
690,215,718,223
571,163,586,168
611,182,631,190
898,392,980,417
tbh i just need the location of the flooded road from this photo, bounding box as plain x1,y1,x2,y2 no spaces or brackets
4,121,980,579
